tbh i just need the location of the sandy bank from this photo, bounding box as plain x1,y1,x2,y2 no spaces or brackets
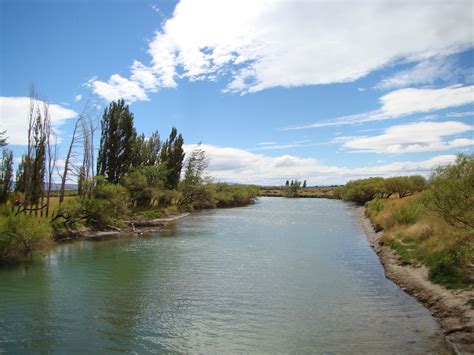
356,206,474,354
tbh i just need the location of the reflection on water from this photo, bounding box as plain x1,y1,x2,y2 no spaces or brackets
0,198,447,353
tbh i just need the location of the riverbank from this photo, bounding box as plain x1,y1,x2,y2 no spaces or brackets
55,213,191,241
259,186,340,199
356,206,474,354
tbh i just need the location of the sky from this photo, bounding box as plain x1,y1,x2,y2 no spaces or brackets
0,0,473,185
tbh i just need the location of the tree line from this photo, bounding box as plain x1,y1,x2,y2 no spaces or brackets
0,91,259,262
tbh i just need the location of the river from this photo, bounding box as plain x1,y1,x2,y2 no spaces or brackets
0,197,447,353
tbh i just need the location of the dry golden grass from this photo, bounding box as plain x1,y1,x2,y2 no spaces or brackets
366,194,472,288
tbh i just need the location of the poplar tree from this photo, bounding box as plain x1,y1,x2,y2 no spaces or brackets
0,149,13,204
160,127,185,189
97,99,137,183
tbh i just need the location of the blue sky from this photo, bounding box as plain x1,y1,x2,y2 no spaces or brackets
1,0,473,185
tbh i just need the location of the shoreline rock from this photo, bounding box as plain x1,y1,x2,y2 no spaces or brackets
356,206,474,354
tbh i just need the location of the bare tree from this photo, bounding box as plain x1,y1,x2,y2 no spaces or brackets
22,86,37,211
59,98,98,203
43,102,59,217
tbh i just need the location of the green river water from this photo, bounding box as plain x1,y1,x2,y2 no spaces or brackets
0,197,447,353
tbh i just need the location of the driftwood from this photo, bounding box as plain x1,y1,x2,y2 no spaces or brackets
129,213,190,227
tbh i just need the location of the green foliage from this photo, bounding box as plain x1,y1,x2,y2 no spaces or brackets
0,208,51,263
84,183,130,228
132,130,161,168
160,127,185,190
367,198,384,213
384,175,426,198
14,156,27,193
53,184,130,232
179,145,211,207
340,177,385,204
52,198,85,234
213,184,259,208
427,250,470,289
422,154,474,229
391,203,424,225
387,239,413,265
121,165,168,208
285,179,301,197
97,99,137,183
0,149,13,203
178,183,258,210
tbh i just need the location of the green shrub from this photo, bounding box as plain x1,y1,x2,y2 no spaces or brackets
428,256,469,289
422,154,474,229
391,204,424,225
84,183,130,228
388,239,413,265
367,198,384,213
341,177,385,204
0,211,51,263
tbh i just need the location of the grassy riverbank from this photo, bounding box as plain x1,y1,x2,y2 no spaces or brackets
0,183,259,263
365,195,472,289
340,155,473,290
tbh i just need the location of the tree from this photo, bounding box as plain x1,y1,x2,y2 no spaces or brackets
384,175,426,198
97,99,137,184
285,179,301,197
183,144,208,186
30,110,46,213
303,180,307,188
178,145,209,207
59,99,97,203
0,148,13,204
160,127,185,189
422,154,473,229
341,177,385,204
285,180,289,187
133,130,161,168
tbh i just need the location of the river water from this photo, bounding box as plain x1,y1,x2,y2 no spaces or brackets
0,197,446,353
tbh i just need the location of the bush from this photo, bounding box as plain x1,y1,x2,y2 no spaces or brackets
422,154,474,229
367,198,384,212
391,203,424,225
387,239,413,265
0,211,51,263
84,183,130,228
384,175,426,198
428,252,469,289
341,177,385,204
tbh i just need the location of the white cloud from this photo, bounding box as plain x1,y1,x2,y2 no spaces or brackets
88,74,149,103
339,121,473,153
284,85,474,130
446,111,474,118
376,57,458,90
90,0,472,99
74,94,82,102
130,60,160,91
184,143,457,185
257,141,277,146
0,97,78,145
380,85,474,117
